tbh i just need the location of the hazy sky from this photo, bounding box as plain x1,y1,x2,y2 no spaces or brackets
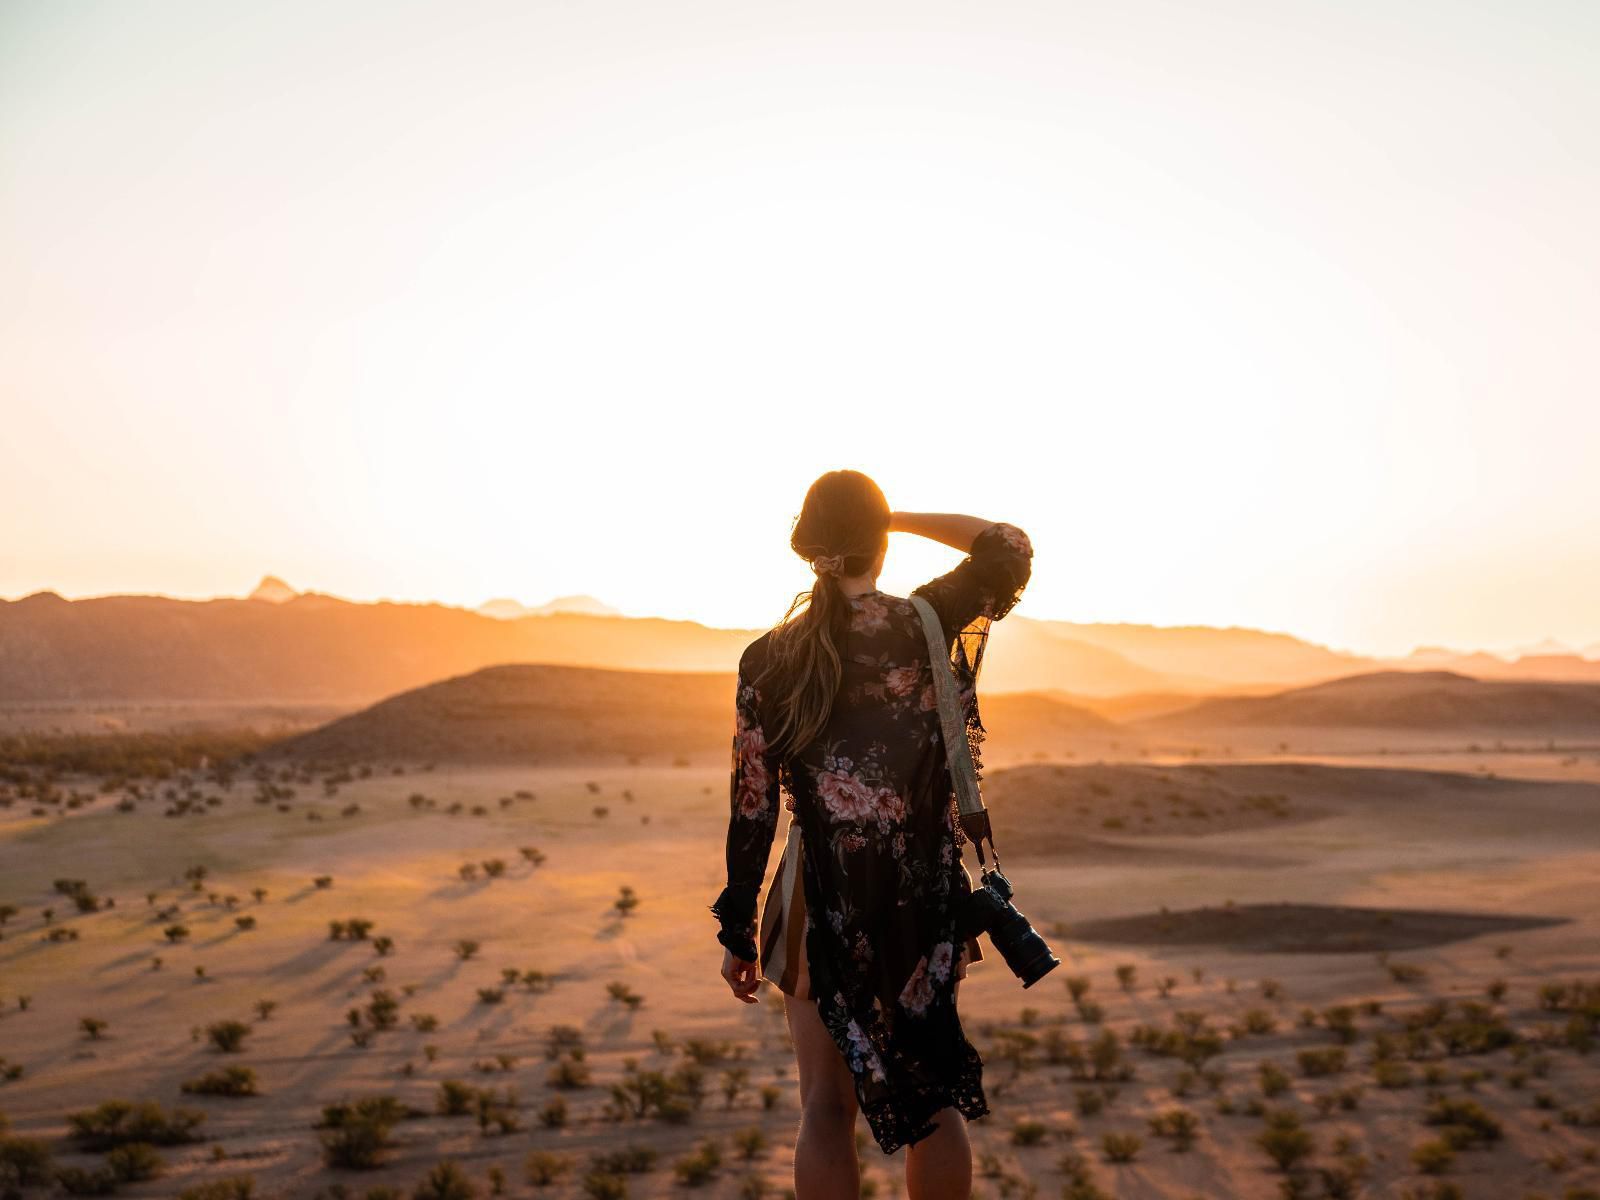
3,1,1596,657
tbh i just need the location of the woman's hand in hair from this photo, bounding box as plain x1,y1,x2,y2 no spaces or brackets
721,947,761,1004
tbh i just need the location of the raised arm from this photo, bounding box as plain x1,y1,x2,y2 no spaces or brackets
888,511,998,554
906,516,1034,639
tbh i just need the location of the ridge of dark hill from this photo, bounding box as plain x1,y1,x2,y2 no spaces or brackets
267,665,1121,765
268,663,737,764
1142,670,1600,734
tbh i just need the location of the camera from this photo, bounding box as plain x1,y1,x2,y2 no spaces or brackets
959,864,1060,988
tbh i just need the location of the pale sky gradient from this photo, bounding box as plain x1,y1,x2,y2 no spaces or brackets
3,1,1597,657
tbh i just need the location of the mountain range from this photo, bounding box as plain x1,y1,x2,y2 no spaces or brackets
3,575,1598,704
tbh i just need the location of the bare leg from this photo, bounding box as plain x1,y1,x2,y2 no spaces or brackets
905,1108,972,1200
905,976,973,1200
785,991,861,1200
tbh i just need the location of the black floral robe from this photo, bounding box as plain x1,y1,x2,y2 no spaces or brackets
710,522,1033,1153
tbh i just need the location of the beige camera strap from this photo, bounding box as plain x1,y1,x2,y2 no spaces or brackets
909,594,998,867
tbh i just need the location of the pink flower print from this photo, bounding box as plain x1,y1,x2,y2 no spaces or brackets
848,594,891,635
885,665,920,698
845,1019,888,1082
919,683,937,712
898,955,934,1016
817,767,877,824
995,523,1033,556
872,786,907,829
928,941,954,984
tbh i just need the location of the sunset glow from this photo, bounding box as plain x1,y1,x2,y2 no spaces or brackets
4,1,1597,656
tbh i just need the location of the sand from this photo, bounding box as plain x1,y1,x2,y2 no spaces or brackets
2,722,1599,1198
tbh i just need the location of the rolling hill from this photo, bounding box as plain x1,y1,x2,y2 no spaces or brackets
1143,670,1600,734
267,663,1120,764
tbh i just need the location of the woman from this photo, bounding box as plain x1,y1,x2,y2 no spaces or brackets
709,469,1033,1199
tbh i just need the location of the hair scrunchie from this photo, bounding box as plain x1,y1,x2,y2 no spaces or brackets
811,553,845,577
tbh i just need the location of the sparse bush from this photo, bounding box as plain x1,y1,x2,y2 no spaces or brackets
1412,1138,1456,1175
673,1140,722,1185
1011,1118,1049,1146
317,1095,405,1170
413,1159,477,1199
207,1021,252,1053
80,1017,109,1040
182,1066,259,1097
1100,1132,1142,1163
525,1150,573,1186
1148,1108,1200,1151
67,1100,204,1150
1256,1109,1314,1172
106,1141,164,1182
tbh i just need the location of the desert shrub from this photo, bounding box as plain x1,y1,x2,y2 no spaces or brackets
413,1159,477,1199
0,1136,55,1187
606,981,643,1009
1114,965,1137,992
1100,1132,1142,1163
1259,1061,1292,1097
545,1025,585,1057
53,1163,120,1195
1412,1138,1456,1174
453,940,480,961
1075,1088,1106,1117
253,999,277,1021
1239,1008,1277,1036
318,1096,406,1169
1148,1108,1200,1151
1256,1109,1314,1172
314,876,333,889
106,1141,163,1182
476,987,504,1005
1011,1118,1049,1146
80,1017,109,1040
1322,1006,1359,1044
160,1177,242,1200
732,1127,768,1160
164,924,191,942
436,1081,476,1117
207,1021,252,1053
589,1146,658,1174
182,1066,260,1097
538,1097,568,1128
548,1056,591,1090
1375,1060,1413,1088
581,1173,628,1200
411,1013,439,1033
1298,1047,1348,1077
1389,962,1428,984
67,1100,205,1150
673,1140,722,1185
474,1088,520,1136
1422,1096,1502,1149
525,1150,573,1186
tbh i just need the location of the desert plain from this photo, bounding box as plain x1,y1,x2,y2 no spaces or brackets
3,662,1600,1200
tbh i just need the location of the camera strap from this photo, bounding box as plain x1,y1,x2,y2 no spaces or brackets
909,593,999,869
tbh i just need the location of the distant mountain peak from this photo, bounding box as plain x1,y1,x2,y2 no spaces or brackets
249,575,298,603
476,594,623,620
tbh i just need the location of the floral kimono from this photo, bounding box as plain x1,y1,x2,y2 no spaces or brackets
709,522,1033,1153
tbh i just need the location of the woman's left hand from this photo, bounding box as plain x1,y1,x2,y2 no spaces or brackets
721,947,761,1004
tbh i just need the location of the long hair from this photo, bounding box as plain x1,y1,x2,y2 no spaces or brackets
754,469,891,759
